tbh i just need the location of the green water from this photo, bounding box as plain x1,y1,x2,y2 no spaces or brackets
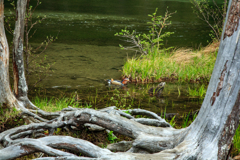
4,0,219,88
29,83,204,115
5,0,215,113
6,0,215,47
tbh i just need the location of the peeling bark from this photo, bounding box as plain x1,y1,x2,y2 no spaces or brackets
210,60,228,105
218,91,240,159
0,0,19,108
224,0,240,39
12,0,28,100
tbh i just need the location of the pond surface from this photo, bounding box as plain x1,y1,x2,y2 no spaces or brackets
4,0,219,88
29,82,205,115
5,0,215,113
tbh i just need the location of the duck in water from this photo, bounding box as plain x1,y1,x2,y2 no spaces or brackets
107,78,130,86
148,82,166,97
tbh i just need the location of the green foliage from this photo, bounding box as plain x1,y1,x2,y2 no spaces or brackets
181,112,197,128
188,84,207,98
0,105,21,124
123,110,131,115
85,103,93,108
108,89,134,109
169,116,176,127
32,96,80,112
177,87,181,97
108,131,118,143
182,113,190,128
115,8,176,55
54,128,62,134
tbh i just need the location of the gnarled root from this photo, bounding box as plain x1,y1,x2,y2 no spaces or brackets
0,107,188,160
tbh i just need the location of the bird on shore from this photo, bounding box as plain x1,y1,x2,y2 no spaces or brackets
107,78,130,86
148,82,166,97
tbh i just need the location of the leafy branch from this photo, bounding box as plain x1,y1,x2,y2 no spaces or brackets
191,0,227,41
115,8,176,56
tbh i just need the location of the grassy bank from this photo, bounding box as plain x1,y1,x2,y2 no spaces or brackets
122,42,219,83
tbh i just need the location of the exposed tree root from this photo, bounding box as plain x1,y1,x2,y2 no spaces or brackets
0,106,189,160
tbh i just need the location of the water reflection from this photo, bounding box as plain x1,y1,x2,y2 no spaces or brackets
29,83,204,115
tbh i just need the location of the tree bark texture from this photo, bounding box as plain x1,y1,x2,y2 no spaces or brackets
0,0,19,108
12,0,28,100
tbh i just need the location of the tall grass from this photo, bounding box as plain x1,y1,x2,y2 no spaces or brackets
188,84,207,98
122,43,218,83
32,95,80,112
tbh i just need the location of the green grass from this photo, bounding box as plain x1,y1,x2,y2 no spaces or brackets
233,125,240,156
32,95,80,112
188,84,207,98
31,88,136,112
122,47,217,83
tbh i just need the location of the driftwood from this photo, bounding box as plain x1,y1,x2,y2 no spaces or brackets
0,107,179,160
0,0,240,159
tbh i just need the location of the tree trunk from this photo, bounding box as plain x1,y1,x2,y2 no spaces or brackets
0,0,19,108
12,0,28,101
11,0,37,111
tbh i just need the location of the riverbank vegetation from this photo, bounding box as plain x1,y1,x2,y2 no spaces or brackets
117,7,220,83
122,41,218,83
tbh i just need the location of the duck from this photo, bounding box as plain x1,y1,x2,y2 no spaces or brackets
107,78,130,86
148,82,166,97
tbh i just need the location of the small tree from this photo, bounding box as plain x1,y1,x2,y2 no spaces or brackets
191,0,228,41
115,8,176,55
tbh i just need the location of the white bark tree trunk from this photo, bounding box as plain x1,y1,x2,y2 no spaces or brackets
0,0,19,108
12,0,30,103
